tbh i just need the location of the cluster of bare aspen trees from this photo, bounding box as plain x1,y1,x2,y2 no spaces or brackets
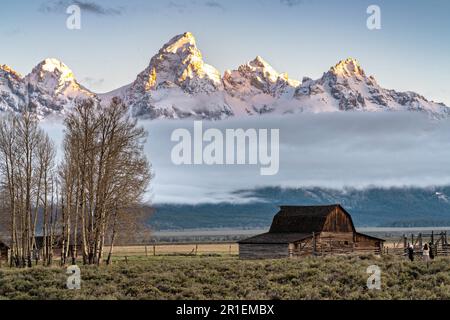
0,98,152,267
0,112,56,267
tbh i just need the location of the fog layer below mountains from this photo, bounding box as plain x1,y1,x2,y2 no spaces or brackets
41,112,450,204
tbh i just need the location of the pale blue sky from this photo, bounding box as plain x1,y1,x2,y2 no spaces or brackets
1,0,449,105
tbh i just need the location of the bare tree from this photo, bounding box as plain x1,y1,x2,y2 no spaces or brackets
0,98,151,268
60,98,152,265
34,135,56,265
0,112,57,267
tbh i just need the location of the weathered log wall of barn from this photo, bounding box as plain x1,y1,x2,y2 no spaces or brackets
239,244,289,260
319,232,354,242
322,207,354,233
289,235,381,257
0,243,9,261
353,233,383,254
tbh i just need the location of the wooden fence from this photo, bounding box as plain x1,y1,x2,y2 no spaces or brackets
384,231,449,257
109,243,239,258
288,233,382,258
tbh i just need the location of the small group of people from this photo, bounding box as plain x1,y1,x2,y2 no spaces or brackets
407,242,435,263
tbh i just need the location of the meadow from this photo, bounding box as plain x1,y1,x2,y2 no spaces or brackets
1,254,450,300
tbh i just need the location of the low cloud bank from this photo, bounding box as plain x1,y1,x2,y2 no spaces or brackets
41,112,450,204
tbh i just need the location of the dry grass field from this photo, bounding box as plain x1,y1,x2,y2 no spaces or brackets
110,243,239,257
108,240,416,258
1,253,450,300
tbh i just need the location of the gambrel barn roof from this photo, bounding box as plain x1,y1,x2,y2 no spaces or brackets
269,205,356,233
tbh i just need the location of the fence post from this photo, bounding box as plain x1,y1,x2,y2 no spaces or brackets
312,232,316,256
145,246,148,257
403,234,407,254
446,232,449,256
153,245,156,256
419,233,423,250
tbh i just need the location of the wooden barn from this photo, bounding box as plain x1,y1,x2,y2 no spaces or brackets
239,205,384,259
0,239,9,262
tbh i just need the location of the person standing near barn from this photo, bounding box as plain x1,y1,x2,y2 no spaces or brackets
407,243,414,261
422,243,430,267
429,242,435,260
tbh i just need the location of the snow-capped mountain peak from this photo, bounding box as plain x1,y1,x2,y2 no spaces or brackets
250,55,269,66
222,56,301,115
330,58,366,78
242,56,282,85
20,58,96,116
247,56,279,82
37,58,74,78
225,56,299,98
293,58,450,116
118,32,231,119
0,64,22,79
129,32,222,96
26,58,78,94
163,32,197,54
0,64,27,113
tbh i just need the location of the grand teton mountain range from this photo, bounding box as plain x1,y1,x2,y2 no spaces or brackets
1,32,449,119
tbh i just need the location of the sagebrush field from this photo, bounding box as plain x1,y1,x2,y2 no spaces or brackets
1,255,450,300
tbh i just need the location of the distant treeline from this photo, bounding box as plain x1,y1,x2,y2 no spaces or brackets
151,186,450,230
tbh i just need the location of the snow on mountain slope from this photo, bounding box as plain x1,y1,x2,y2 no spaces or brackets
114,32,233,119
2,32,449,120
25,58,96,116
101,33,448,119
223,56,300,115
0,65,27,113
224,56,299,98
0,59,95,117
293,58,450,117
